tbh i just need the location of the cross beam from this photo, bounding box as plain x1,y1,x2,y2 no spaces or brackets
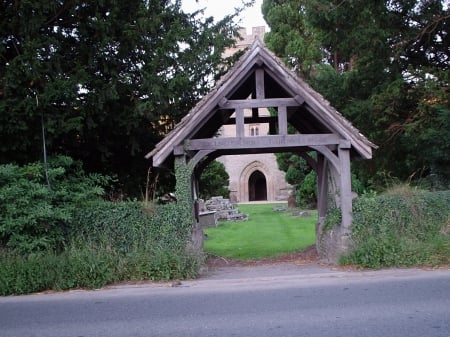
175,134,341,154
218,96,305,109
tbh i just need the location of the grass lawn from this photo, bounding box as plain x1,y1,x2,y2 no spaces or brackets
203,203,317,260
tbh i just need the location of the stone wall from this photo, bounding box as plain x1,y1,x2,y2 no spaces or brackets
316,219,352,263
218,153,292,203
203,196,248,221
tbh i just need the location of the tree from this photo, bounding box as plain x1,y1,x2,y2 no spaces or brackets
262,0,322,78
263,0,450,189
276,152,316,207
0,0,244,195
199,160,230,200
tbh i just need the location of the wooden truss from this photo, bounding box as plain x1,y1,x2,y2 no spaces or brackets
146,39,377,257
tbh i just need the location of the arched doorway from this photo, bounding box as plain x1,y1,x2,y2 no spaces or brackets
248,170,267,201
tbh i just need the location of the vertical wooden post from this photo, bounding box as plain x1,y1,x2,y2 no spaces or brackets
255,68,265,99
316,154,328,220
193,173,200,223
338,142,352,230
175,154,204,253
236,108,245,138
253,68,264,124
174,154,194,219
278,106,287,136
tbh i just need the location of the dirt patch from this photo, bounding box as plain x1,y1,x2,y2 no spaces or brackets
206,245,321,268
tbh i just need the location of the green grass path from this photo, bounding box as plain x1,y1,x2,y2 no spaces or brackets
204,203,316,260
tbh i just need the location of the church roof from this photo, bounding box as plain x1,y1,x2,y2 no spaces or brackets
146,38,377,168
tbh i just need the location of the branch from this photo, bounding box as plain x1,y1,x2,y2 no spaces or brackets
45,0,74,26
415,13,450,45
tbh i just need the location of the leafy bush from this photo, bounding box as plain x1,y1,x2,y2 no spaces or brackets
0,156,109,253
0,200,202,295
341,190,450,268
295,172,367,208
296,170,317,207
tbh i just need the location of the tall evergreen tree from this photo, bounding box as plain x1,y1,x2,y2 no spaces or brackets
263,0,449,188
0,0,243,195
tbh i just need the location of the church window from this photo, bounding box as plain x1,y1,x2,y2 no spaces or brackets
249,125,259,136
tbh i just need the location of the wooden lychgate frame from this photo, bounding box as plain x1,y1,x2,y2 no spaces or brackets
146,39,377,260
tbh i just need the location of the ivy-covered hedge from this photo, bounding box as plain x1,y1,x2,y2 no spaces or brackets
0,158,201,296
0,201,202,295
342,190,450,268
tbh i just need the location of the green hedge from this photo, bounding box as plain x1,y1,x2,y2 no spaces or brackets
342,190,450,268
0,158,201,296
0,201,201,296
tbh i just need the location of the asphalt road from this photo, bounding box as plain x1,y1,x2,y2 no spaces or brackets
1,263,450,337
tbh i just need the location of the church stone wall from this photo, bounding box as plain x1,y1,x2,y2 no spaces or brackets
218,153,292,203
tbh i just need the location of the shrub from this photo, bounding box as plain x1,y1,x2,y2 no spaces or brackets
71,200,201,279
295,172,366,208
0,156,109,254
341,190,450,268
296,170,317,208
0,154,203,295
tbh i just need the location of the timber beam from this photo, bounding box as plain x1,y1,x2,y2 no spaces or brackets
218,96,304,109
176,134,341,154
223,116,276,125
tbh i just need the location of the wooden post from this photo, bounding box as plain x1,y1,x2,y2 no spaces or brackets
174,154,194,217
278,106,288,136
255,68,265,99
236,108,245,138
316,154,328,219
338,143,352,230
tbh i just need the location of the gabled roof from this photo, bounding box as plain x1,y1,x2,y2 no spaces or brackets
146,38,377,168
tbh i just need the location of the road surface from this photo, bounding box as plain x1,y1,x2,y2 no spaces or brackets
1,263,450,337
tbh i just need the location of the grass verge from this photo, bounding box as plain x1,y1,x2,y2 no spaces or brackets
204,203,316,260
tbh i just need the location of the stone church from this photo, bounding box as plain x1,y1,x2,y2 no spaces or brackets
217,27,292,203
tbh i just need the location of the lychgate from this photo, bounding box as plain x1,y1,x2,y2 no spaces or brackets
146,39,377,262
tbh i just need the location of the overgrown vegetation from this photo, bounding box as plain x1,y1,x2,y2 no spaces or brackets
0,201,202,295
0,158,201,296
341,188,450,268
204,203,316,260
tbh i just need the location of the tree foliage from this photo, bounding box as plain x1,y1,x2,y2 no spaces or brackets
0,0,243,195
0,156,109,253
199,160,230,199
263,0,450,189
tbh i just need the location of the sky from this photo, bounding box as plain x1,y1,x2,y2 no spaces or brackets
181,0,268,33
